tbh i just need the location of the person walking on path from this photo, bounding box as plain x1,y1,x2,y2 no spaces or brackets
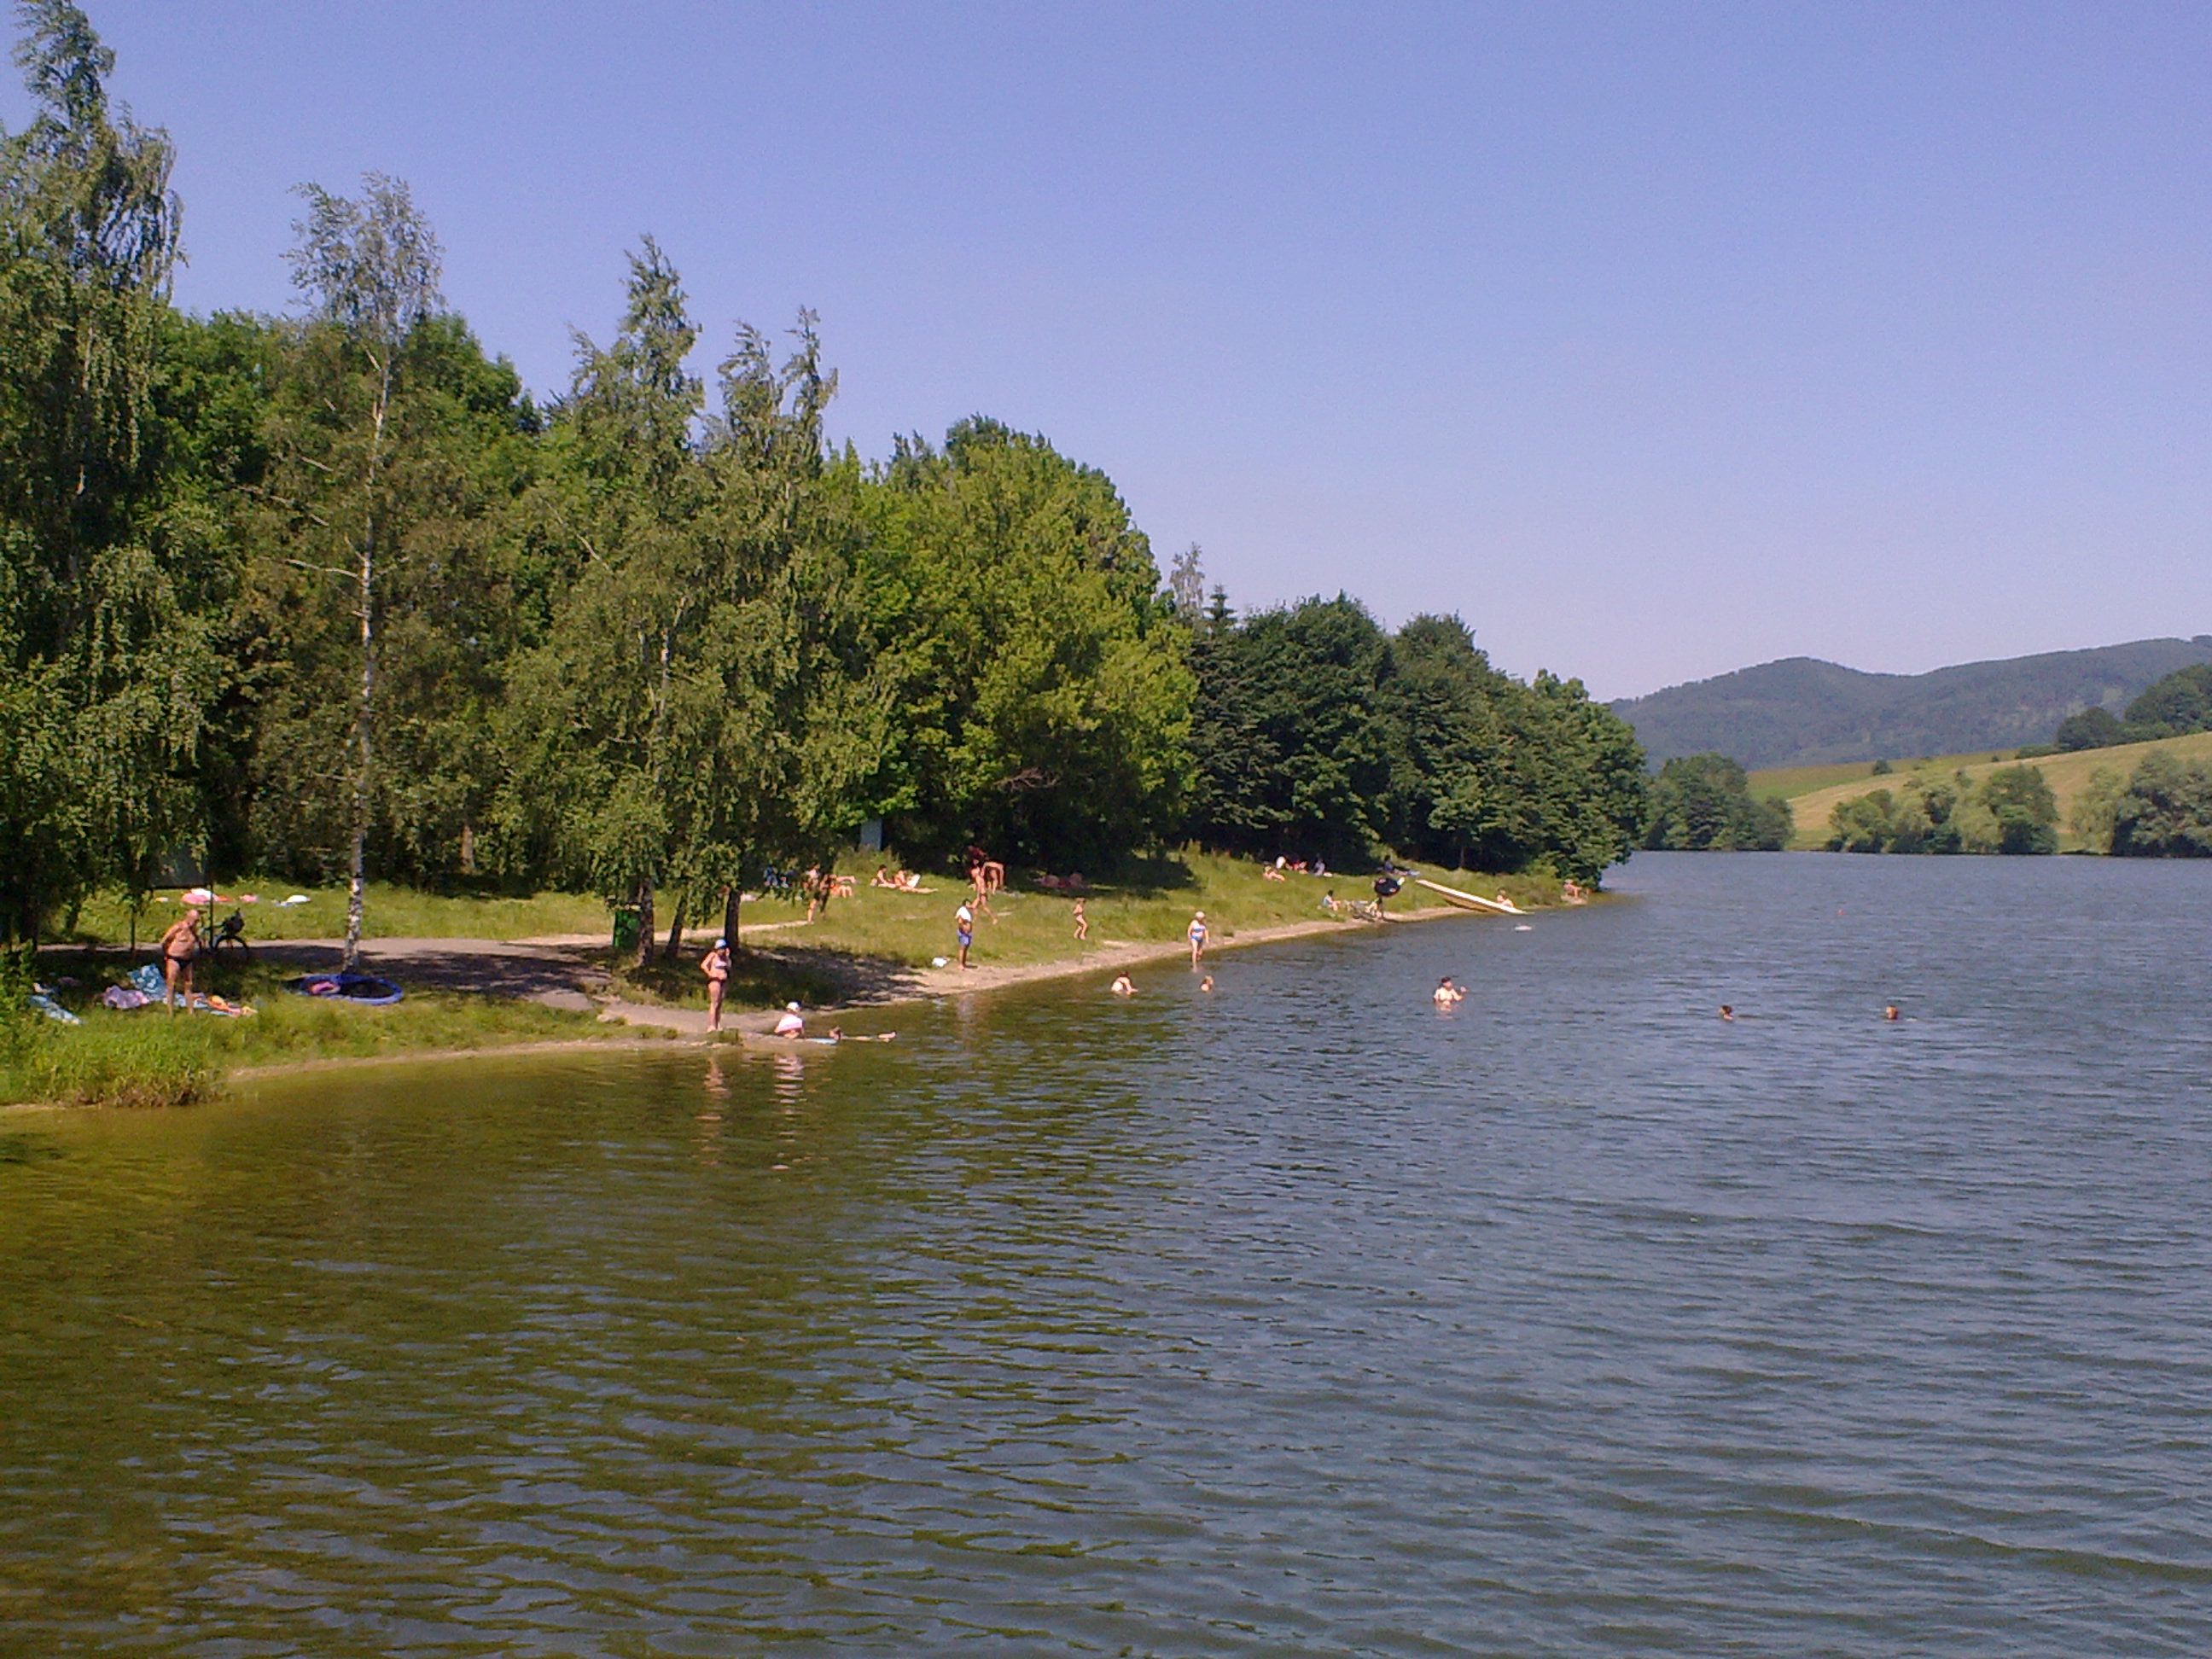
1072,898,1088,943
158,905,203,1012
1187,910,1208,968
955,900,975,969
701,939,731,1032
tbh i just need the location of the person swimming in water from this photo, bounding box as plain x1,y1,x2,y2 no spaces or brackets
1433,975,1465,1006
1883,1004,1901,1022
774,1001,806,1037
1109,974,1135,996
1199,975,1214,992
1719,1004,1735,1022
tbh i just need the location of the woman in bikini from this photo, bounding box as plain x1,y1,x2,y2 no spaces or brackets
701,939,731,1032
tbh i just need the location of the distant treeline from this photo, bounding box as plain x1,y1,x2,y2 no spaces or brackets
1641,754,1793,852
2050,665,2212,753
0,4,1645,941
1826,766,2060,855
1824,747,2212,858
2070,752,2212,858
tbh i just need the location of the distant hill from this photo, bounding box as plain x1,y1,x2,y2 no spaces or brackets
1614,637,2212,770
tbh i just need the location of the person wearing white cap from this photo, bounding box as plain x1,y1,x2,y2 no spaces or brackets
701,938,731,1031
773,1001,805,1038
1187,909,1208,968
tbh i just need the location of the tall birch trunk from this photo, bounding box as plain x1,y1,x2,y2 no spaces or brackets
341,355,391,973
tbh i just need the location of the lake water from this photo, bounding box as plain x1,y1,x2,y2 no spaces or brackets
3,852,2209,1656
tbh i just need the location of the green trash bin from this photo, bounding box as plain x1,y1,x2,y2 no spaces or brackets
610,906,641,954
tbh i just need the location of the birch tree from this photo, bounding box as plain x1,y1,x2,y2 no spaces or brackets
283,173,442,967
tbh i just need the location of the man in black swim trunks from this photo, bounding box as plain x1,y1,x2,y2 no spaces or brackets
158,904,203,1012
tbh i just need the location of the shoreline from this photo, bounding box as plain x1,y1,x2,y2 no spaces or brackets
518,898,1504,1040
877,899,1488,1002
12,897,1568,1108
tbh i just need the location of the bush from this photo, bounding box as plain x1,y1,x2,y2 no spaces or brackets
1825,765,2052,855
2111,751,2212,857
2122,664,2212,739
1979,764,2059,855
2053,706,2125,751
2069,765,2127,853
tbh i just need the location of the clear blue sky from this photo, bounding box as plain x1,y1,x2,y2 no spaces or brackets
28,1,2212,698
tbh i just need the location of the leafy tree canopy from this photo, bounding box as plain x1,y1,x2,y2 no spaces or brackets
1643,753,1793,851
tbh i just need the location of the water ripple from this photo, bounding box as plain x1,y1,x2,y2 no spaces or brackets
3,853,2210,1654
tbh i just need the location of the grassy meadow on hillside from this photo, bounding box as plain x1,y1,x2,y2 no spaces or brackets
1750,747,2042,802
1784,731,2212,850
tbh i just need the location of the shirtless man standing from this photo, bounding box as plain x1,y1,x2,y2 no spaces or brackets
158,905,203,1012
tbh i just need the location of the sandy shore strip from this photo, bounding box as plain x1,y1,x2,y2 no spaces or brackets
0,901,1543,1107
885,902,1487,1002
234,902,1507,1074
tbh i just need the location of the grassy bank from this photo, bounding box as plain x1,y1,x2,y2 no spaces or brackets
58,883,614,947
1781,730,2212,850
4,956,623,1109
811,854,1452,965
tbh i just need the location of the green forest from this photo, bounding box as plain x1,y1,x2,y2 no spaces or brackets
2051,663,2212,753
0,3,1647,946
